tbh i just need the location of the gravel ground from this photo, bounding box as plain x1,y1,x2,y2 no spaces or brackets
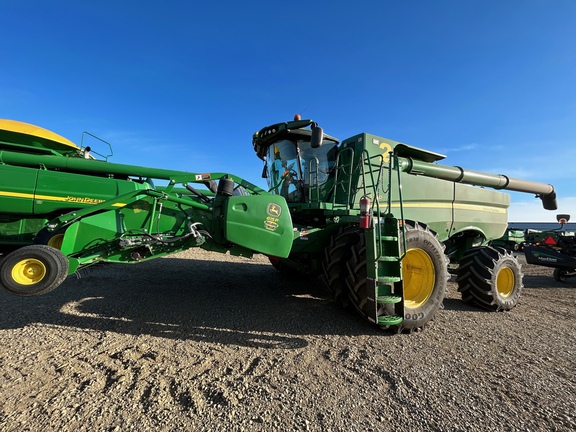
0,250,574,432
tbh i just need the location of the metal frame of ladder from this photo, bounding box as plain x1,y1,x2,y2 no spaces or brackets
362,152,407,328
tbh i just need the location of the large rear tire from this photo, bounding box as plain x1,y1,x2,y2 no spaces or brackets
343,222,448,331
456,246,523,311
0,245,69,296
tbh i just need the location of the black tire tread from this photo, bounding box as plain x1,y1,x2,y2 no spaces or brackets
456,246,523,311
341,221,448,332
322,226,362,308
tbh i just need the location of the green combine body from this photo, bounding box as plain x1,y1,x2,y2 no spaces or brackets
252,116,556,329
0,117,558,332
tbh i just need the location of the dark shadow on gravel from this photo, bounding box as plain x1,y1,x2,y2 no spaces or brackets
441,298,486,312
0,256,390,348
523,274,576,288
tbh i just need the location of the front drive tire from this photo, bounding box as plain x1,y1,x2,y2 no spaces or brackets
0,245,69,296
322,226,362,308
343,222,448,331
456,246,523,311
399,222,449,330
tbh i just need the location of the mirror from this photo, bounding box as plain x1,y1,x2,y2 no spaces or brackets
311,126,323,149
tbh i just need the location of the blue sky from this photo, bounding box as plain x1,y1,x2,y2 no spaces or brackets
1,1,575,222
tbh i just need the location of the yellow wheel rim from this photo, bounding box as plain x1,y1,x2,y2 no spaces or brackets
12,258,47,285
403,248,435,308
496,267,515,297
47,234,64,249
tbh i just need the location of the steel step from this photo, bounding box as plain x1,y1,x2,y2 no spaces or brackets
377,276,401,284
378,255,400,262
377,295,402,304
377,315,403,326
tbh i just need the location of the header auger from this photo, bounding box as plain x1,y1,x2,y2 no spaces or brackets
0,117,558,333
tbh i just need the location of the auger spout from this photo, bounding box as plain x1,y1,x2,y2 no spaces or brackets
395,155,557,210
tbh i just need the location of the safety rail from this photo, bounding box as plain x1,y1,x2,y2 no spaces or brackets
330,146,356,209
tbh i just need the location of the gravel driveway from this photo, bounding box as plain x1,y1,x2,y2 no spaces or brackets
0,250,574,431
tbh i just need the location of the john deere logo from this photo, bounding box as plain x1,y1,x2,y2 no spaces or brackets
267,203,282,217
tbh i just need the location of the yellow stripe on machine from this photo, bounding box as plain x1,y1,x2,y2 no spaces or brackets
0,190,125,207
383,202,506,214
0,191,35,199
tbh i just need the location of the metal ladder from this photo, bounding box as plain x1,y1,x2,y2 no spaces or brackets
363,153,406,328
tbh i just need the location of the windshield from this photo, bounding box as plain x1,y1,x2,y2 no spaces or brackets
265,138,337,202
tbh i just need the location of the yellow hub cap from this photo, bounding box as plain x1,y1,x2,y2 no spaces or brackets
12,258,47,285
496,267,515,297
403,248,435,308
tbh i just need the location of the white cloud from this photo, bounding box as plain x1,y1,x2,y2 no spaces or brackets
508,196,576,222
439,143,479,153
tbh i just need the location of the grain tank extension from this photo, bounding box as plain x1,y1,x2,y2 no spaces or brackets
253,116,557,330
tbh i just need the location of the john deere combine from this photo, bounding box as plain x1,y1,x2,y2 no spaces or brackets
252,116,556,330
0,117,558,332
